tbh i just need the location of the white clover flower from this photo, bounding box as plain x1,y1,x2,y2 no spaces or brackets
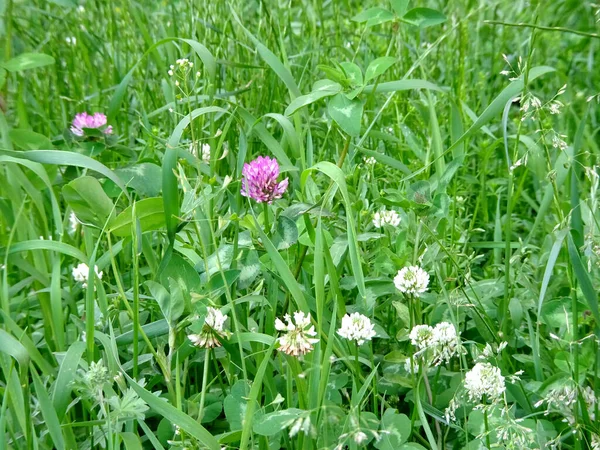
409,324,434,350
363,156,377,165
201,143,211,164
429,322,463,365
394,265,429,295
275,312,319,357
72,263,102,288
372,209,401,228
337,312,376,345
188,307,229,349
592,433,600,450
464,362,505,403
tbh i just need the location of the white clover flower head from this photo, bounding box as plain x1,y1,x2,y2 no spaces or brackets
464,362,505,403
201,143,211,164
275,312,319,357
372,209,401,228
394,265,429,295
72,263,102,288
409,324,434,350
337,312,376,345
363,156,377,165
429,322,463,365
188,307,229,349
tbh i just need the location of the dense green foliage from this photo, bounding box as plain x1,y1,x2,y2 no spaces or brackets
1,0,600,449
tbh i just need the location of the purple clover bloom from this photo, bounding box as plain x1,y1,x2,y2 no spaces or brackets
71,112,113,136
241,156,289,204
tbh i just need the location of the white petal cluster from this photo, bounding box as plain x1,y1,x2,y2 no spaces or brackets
275,312,319,357
68,211,80,235
394,265,429,295
464,362,505,403
337,313,376,345
188,307,228,349
409,322,463,365
72,263,103,288
201,143,211,164
363,156,377,166
372,209,401,228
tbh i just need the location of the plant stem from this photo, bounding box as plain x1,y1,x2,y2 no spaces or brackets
198,348,211,422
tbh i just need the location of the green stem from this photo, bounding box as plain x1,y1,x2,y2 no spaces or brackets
198,348,211,422
263,202,270,235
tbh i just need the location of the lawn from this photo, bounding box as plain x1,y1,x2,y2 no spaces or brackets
1,0,600,449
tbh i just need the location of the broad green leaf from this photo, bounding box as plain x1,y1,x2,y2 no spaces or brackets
253,409,304,436
9,129,53,150
401,8,446,28
224,380,253,431
109,197,165,236
272,215,299,250
340,62,363,87
120,432,143,450
375,409,411,449
145,281,183,324
365,57,397,83
390,0,410,16
62,176,115,228
327,93,363,137
3,53,54,72
0,239,87,262
352,7,395,26
115,163,162,197
0,329,29,366
52,341,86,420
284,79,342,116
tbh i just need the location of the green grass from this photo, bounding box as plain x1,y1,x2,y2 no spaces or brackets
1,0,600,448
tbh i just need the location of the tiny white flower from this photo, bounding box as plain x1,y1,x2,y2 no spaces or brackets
72,263,102,288
196,71,201,78
394,266,429,295
337,312,376,345
168,69,174,76
275,312,319,357
68,211,80,235
175,80,180,87
353,431,368,445
188,307,229,349
77,5,85,13
372,209,401,228
464,362,505,403
549,101,562,115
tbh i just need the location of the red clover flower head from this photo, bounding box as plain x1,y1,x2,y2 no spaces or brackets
71,112,113,137
241,156,288,204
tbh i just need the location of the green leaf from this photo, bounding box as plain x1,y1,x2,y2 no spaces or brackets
115,163,162,197
224,380,252,432
328,93,363,137
362,78,443,94
52,341,86,420
120,432,142,450
0,329,29,366
284,79,342,116
272,215,299,250
375,409,411,449
401,8,446,28
32,367,65,450
9,129,53,150
126,377,220,450
390,0,410,16
365,57,397,83
302,162,366,306
253,409,304,436
567,234,600,326
62,176,115,228
340,62,363,87
145,281,183,324
352,7,395,26
3,53,54,72
160,253,201,293
109,197,165,237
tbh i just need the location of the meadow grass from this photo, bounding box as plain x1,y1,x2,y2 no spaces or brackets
1,0,600,449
